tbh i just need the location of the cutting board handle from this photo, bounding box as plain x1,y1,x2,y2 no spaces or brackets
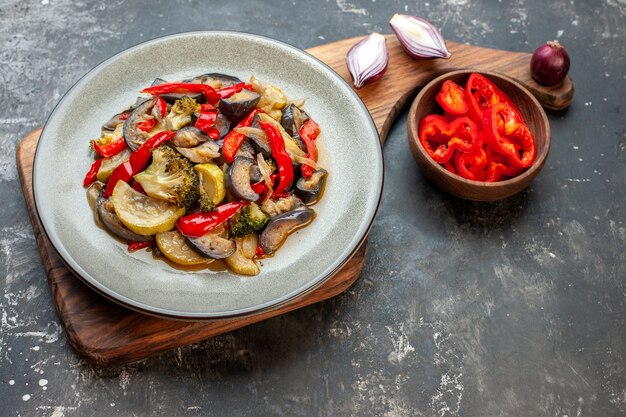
307,35,574,142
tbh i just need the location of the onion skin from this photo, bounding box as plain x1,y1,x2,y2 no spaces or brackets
389,14,450,60
346,33,389,89
530,40,570,86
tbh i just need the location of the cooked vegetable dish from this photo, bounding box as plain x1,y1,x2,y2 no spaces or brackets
83,73,327,276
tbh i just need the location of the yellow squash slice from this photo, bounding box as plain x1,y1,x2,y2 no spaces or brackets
156,230,212,266
111,181,185,236
194,163,226,205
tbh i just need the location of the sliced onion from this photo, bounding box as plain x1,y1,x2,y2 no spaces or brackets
389,14,450,59
256,153,274,201
235,127,268,145
286,98,306,109
293,155,319,170
346,32,389,89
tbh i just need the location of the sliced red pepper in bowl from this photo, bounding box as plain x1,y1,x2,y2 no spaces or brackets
418,114,479,164
452,140,488,181
482,102,536,169
436,80,469,116
466,73,522,124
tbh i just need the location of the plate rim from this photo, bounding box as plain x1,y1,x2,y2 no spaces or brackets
32,30,384,319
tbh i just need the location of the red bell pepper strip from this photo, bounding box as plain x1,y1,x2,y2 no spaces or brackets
258,121,294,195
453,146,488,181
155,97,167,118
215,82,255,99
127,241,152,252
222,109,263,163
141,82,220,104
250,173,279,198
92,137,127,158
119,112,129,121
131,180,145,194
194,103,220,138
270,192,290,200
176,202,249,238
255,243,266,258
137,118,157,132
436,80,469,116
83,158,103,187
484,151,524,181
298,118,320,178
250,181,265,195
483,161,523,182
103,130,176,197
466,73,522,124
418,114,479,164
451,132,488,181
482,102,536,169
443,159,457,175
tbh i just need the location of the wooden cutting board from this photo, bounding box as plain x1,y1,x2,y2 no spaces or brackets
16,35,573,366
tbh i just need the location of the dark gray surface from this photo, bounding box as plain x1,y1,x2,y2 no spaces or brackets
1,0,624,416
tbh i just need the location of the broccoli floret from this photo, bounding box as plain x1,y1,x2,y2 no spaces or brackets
229,202,269,238
197,188,216,213
163,97,201,130
133,146,199,209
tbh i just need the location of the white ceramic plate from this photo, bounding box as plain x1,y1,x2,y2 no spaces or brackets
33,32,383,319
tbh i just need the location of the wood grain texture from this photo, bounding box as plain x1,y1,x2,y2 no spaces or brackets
307,35,573,143
16,36,573,366
407,70,551,201
17,129,367,365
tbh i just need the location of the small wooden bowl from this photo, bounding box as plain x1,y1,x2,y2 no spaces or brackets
407,70,550,201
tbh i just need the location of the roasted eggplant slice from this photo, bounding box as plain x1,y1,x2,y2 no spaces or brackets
170,126,209,148
281,104,309,137
123,97,156,151
220,89,261,119
242,117,272,157
226,157,259,201
280,104,308,151
151,78,204,103
296,169,327,205
249,165,263,183
260,207,315,255
234,140,255,159
102,112,127,132
156,230,212,265
189,73,241,87
96,194,153,242
214,112,231,138
187,231,236,259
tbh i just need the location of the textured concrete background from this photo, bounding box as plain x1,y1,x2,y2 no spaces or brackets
1,0,625,416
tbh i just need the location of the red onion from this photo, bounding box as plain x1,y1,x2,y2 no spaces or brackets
389,14,450,60
346,32,388,89
530,40,570,86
